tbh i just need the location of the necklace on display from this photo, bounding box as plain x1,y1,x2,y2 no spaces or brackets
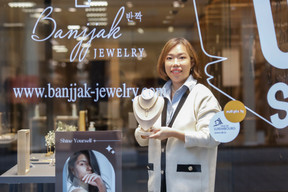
138,96,159,117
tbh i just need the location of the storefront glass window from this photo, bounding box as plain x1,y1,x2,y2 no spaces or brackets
0,0,288,191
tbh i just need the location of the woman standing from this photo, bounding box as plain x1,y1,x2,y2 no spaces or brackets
135,38,221,192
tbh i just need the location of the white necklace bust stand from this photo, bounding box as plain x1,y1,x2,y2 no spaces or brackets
133,89,164,136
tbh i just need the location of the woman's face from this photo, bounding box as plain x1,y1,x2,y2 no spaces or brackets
72,154,92,180
164,44,192,87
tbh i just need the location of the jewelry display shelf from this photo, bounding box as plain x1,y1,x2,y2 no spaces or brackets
0,153,55,184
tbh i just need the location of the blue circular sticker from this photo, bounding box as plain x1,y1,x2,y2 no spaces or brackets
209,111,240,143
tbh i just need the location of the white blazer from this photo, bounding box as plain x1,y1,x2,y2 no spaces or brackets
135,84,221,192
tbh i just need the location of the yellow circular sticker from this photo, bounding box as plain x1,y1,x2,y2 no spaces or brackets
224,100,246,123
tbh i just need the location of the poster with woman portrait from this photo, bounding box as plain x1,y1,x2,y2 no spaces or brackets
55,131,122,192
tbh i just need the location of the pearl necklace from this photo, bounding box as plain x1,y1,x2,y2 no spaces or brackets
138,96,159,117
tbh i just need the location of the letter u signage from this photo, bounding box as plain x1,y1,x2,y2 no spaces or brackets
253,0,288,69
254,0,288,129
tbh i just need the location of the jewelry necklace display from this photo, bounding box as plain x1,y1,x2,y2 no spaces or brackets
138,96,159,117
133,89,164,132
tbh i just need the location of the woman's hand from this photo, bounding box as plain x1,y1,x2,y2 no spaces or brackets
149,126,172,140
82,173,107,192
149,126,185,142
